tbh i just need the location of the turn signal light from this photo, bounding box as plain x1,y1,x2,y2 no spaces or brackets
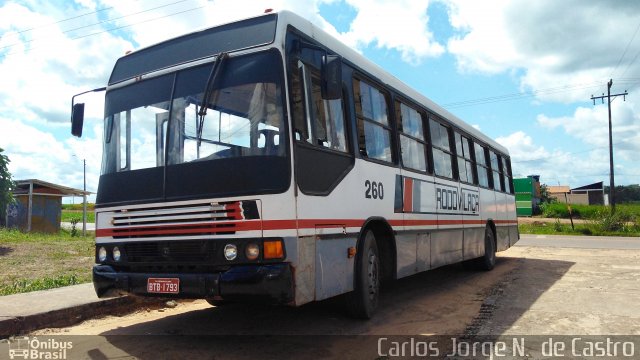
263,240,284,259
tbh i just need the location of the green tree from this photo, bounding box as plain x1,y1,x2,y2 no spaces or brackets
0,147,15,226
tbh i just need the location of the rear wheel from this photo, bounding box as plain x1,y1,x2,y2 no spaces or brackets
478,227,496,271
463,226,496,271
346,230,380,319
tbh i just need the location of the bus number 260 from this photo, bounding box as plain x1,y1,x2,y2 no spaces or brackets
365,180,384,200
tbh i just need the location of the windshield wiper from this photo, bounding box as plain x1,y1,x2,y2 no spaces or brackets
197,52,228,148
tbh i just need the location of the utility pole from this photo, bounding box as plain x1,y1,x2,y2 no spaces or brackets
73,155,87,236
590,79,628,213
82,158,87,236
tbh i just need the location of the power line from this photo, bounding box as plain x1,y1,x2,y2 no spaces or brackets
2,3,205,57
512,141,630,164
1,5,117,37
442,82,604,109
610,20,640,79
1,0,193,52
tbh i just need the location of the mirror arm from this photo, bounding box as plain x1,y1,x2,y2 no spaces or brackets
70,87,107,121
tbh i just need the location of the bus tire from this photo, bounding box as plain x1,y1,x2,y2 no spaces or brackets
478,227,496,271
346,229,380,319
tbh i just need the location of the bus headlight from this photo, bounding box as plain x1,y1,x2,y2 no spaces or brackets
112,246,121,262
245,243,260,260
98,247,107,262
224,244,238,261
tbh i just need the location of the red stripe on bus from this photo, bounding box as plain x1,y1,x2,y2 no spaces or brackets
96,218,518,237
403,178,413,212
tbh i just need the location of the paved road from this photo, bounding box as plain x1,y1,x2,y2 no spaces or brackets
21,234,640,358
518,233,640,249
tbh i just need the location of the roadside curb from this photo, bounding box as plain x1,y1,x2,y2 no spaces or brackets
0,296,138,337
0,284,163,338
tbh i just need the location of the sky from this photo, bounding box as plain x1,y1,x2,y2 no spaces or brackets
1,0,639,202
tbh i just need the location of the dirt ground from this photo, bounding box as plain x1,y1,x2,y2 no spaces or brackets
517,216,588,225
24,244,640,358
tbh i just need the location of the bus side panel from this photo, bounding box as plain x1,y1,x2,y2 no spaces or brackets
506,195,519,246
463,227,484,260
462,184,484,260
495,192,510,252
433,179,463,268
431,229,463,269
287,235,316,306
479,187,497,227
395,232,418,278
314,233,356,301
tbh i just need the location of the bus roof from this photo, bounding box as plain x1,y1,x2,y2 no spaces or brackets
114,10,508,155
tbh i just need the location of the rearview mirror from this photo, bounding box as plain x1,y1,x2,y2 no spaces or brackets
71,103,85,137
321,55,342,100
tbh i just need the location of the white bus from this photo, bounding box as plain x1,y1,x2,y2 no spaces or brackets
71,10,517,319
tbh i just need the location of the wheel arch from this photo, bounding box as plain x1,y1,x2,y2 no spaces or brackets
486,218,497,248
357,217,397,286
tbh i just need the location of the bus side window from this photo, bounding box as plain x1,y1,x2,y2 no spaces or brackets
429,118,454,179
474,142,490,188
503,156,513,194
489,150,503,192
309,75,347,152
397,102,427,172
293,61,347,152
455,131,475,184
354,79,392,162
291,62,309,142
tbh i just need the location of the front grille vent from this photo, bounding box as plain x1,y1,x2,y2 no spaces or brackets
110,202,244,239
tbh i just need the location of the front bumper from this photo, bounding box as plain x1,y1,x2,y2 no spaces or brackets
93,263,294,303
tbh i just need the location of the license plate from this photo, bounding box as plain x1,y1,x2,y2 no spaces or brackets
147,278,180,294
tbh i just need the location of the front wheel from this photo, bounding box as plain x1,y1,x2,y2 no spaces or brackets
346,230,380,319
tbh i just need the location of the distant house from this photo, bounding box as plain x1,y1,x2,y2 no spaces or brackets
6,179,90,233
571,182,605,205
548,182,605,205
547,185,571,202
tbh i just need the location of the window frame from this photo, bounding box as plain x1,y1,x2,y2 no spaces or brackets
353,76,396,165
428,116,455,180
291,60,351,157
454,130,477,185
395,99,429,174
503,155,514,194
474,141,490,189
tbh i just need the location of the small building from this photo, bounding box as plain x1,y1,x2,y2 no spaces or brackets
547,185,571,202
571,182,605,205
514,175,541,216
549,182,605,205
5,179,90,233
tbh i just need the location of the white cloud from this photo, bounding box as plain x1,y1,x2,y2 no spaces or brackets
496,131,617,187
445,0,640,103
537,94,640,162
339,0,444,64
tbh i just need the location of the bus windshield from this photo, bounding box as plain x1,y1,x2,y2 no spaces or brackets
102,50,286,175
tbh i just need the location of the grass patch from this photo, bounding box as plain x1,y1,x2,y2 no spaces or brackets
0,228,94,296
62,203,95,211
519,219,640,237
0,274,81,296
540,203,640,219
61,210,95,223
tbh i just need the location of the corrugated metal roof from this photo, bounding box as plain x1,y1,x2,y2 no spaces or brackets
12,179,91,197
